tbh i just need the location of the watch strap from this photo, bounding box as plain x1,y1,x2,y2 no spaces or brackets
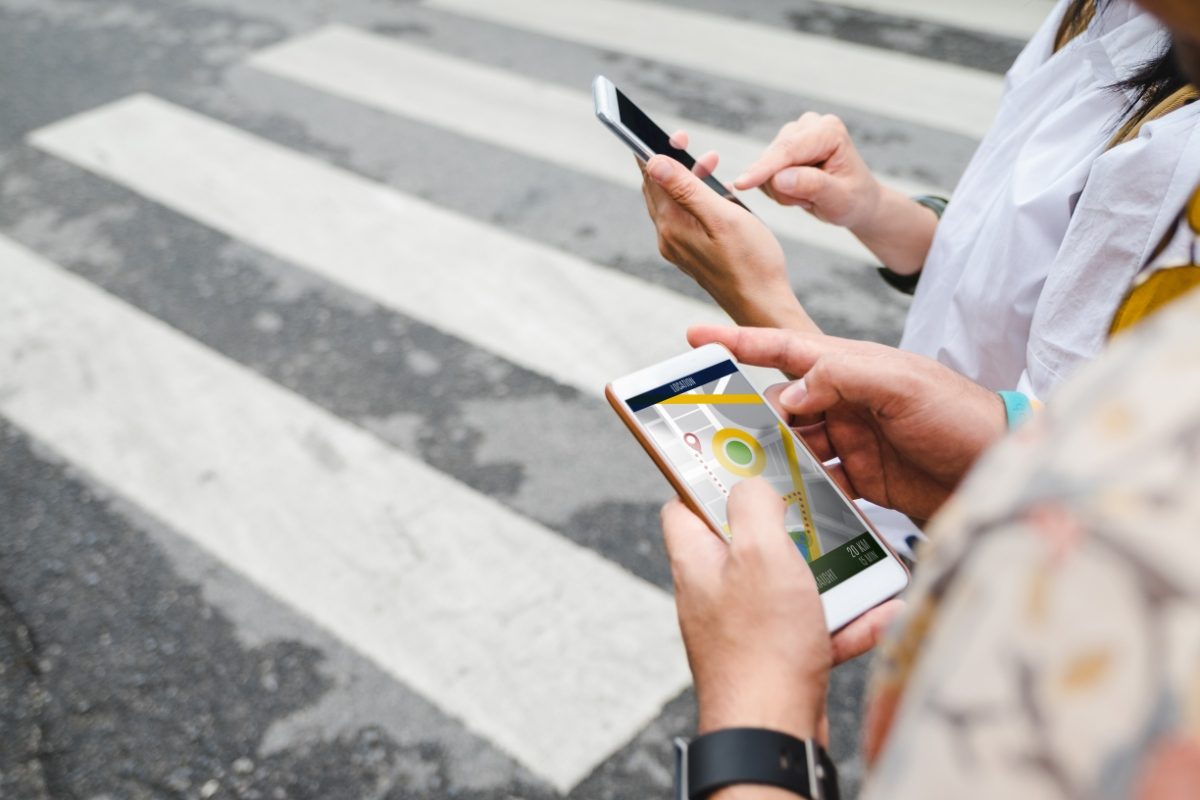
676,728,839,800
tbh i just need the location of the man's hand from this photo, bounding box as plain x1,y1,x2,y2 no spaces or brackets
663,481,907,749
689,325,1007,521
663,480,831,743
640,146,817,332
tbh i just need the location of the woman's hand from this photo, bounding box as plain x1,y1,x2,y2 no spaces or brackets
640,145,818,333
733,114,938,273
734,112,883,228
689,325,1007,521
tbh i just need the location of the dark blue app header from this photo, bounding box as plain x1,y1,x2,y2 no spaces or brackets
625,360,738,411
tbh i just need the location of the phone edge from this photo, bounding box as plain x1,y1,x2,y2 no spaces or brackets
604,383,729,543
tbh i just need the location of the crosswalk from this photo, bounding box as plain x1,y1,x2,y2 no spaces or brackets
0,235,687,793
30,94,747,397
425,0,1007,138
1,0,1045,795
247,25,938,261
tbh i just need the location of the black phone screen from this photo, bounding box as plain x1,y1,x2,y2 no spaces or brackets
616,88,698,168
615,88,748,210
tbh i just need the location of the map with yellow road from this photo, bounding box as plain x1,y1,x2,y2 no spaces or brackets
633,366,865,562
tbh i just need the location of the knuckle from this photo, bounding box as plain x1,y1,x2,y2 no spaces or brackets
807,358,833,387
673,182,699,205
732,534,768,566
656,235,674,260
705,210,728,235
826,115,849,138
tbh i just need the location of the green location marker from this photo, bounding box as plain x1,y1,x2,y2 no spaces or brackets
726,440,753,466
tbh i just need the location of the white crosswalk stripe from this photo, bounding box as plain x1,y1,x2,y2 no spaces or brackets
424,0,1006,139
0,233,689,793
29,94,785,398
821,0,1052,39
248,25,940,262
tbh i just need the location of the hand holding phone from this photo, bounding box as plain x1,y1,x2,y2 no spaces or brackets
607,343,909,632
594,75,814,331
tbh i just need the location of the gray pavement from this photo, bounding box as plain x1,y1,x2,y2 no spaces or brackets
0,1,1034,797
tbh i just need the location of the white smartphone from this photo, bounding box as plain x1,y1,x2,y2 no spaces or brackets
607,343,909,632
592,74,751,212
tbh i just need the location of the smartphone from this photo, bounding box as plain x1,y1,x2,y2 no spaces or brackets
607,343,909,631
593,75,751,212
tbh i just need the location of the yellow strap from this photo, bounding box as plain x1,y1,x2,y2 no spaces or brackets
1109,186,1200,337
1110,267,1200,336
1108,86,1200,150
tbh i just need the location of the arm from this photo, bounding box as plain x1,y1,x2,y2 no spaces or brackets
848,186,940,275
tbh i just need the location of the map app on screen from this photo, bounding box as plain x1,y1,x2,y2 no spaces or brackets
628,360,888,592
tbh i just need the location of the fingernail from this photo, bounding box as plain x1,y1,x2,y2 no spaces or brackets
778,168,798,193
649,158,673,183
734,173,750,186
779,378,808,407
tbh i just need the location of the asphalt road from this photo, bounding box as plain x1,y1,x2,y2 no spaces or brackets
0,1,1044,798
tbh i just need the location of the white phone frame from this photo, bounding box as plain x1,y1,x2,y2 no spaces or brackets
607,343,909,632
593,74,655,161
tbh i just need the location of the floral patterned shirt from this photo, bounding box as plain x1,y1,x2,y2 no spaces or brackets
861,286,1200,799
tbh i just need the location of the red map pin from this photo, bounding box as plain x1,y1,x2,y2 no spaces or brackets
683,432,702,454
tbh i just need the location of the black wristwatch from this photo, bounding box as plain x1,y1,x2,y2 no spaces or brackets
673,728,840,800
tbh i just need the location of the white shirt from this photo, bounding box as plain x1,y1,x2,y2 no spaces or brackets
899,0,1200,400
870,1,1200,554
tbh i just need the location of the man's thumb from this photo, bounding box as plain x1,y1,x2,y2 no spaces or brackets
778,359,848,417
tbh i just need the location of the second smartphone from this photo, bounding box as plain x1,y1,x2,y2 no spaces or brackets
607,343,909,631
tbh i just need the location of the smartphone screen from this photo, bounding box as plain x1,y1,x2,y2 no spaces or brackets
626,358,890,594
615,88,699,169
613,87,747,208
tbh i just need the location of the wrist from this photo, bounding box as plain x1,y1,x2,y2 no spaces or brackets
997,390,1039,430
850,187,939,274
951,382,1009,476
843,177,887,241
724,286,819,333
698,692,824,745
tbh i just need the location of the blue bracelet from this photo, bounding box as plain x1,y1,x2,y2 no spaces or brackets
997,390,1034,430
